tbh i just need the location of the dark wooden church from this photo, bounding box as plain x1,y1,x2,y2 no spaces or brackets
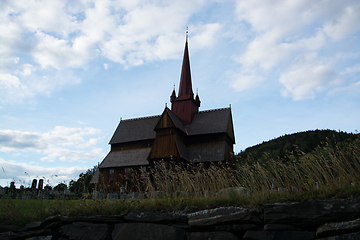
94,38,235,192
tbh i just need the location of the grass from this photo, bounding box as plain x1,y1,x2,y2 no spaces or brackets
1,136,359,226
1,185,360,226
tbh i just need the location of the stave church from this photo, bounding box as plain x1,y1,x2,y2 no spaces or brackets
93,36,235,192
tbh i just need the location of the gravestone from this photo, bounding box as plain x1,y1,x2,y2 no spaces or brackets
31,179,37,190
38,179,44,190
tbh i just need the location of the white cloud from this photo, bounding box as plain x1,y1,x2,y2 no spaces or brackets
279,54,338,100
0,126,103,162
189,23,223,49
230,0,360,99
0,158,88,187
15,64,36,77
0,74,31,102
229,68,264,92
346,64,360,73
323,4,360,41
0,0,224,102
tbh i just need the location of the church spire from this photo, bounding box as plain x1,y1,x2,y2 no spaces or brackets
178,37,193,99
170,31,200,125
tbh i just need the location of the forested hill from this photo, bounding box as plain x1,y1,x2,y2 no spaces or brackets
236,129,359,164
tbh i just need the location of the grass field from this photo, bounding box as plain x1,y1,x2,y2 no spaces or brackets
1,137,359,226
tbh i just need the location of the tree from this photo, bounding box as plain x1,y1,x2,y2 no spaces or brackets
53,183,67,193
69,165,98,193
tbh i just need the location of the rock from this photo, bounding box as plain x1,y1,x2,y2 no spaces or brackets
274,231,315,240
60,222,111,240
215,224,261,232
25,222,42,231
316,218,360,238
243,231,275,240
125,212,188,224
1,229,54,240
41,215,70,231
243,230,315,240
264,198,360,230
188,207,262,227
112,223,186,240
317,231,360,240
0,225,23,233
263,224,302,231
42,215,69,225
69,215,125,224
0,231,17,240
25,236,52,240
187,231,240,240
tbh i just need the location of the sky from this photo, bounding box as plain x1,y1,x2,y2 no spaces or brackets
1,0,359,188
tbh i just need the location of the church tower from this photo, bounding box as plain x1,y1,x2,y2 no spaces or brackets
170,37,201,125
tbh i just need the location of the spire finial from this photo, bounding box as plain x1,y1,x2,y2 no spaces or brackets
186,26,188,42
173,84,175,90
196,88,198,95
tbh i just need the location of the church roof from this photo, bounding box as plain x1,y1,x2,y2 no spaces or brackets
109,115,160,144
100,147,151,168
186,108,232,136
109,107,234,145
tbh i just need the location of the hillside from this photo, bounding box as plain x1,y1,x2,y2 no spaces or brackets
236,129,359,165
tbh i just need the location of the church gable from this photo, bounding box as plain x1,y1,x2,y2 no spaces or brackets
154,108,185,132
149,108,186,160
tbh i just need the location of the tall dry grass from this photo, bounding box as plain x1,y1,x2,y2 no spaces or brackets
128,137,360,197
236,137,360,193
130,161,240,197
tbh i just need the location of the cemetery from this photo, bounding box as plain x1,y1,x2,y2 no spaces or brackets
0,179,71,200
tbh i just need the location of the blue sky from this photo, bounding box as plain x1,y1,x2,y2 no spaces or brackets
1,0,359,188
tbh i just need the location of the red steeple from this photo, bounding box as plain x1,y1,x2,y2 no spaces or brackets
178,39,194,99
170,36,200,125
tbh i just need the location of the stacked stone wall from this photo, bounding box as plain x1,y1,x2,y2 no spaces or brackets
1,198,360,240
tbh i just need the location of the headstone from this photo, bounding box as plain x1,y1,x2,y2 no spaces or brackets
10,182,15,190
38,179,44,190
31,179,37,190
107,193,118,199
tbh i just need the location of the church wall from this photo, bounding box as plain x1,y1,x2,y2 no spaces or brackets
149,134,179,159
99,166,148,192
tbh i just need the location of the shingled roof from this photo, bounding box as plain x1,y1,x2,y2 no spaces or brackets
100,148,151,168
109,107,233,145
109,115,160,144
186,108,233,138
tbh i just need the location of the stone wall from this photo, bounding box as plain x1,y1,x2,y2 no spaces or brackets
1,198,360,240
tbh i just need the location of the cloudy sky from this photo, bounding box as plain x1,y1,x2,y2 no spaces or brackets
1,0,359,188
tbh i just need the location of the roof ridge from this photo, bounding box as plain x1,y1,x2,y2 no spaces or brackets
122,115,161,122
198,107,230,114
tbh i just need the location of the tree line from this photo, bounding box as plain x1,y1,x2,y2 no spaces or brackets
236,129,359,165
